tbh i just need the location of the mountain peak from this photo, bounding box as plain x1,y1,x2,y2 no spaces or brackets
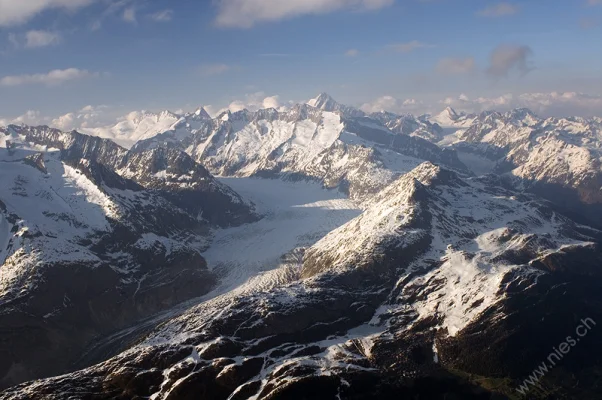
307,92,340,111
430,106,462,127
443,106,459,119
507,107,536,119
158,110,179,120
192,107,211,119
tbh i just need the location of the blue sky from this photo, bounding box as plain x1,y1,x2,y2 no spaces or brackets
0,0,601,123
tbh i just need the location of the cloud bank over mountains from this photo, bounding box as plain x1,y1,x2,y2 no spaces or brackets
362,91,602,117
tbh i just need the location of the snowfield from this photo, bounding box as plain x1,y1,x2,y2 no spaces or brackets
202,177,361,295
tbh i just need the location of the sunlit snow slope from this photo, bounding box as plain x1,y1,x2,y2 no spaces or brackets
202,177,361,296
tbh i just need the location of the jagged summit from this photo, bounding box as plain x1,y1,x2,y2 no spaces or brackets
431,106,462,127
307,92,340,111
505,107,539,125
443,106,459,119
306,92,366,118
189,107,211,120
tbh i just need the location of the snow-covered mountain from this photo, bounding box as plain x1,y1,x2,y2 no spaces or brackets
370,110,444,141
6,162,602,399
430,106,476,128
86,107,212,148
442,109,602,227
307,92,365,118
0,125,257,388
131,99,468,201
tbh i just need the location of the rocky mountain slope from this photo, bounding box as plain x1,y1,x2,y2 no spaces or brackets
0,125,257,388
4,162,601,399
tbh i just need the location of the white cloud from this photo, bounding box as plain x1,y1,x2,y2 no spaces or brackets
214,0,394,28
50,104,110,131
12,110,47,125
196,93,286,117
441,93,513,112
361,91,602,118
88,0,138,30
227,101,249,113
345,48,359,57
436,57,475,75
225,92,284,113
518,92,602,117
79,105,96,113
0,68,99,87
0,104,118,139
51,112,78,130
262,95,281,109
441,92,602,117
6,30,61,48
0,106,110,130
122,7,137,23
149,9,174,22
361,95,426,114
0,110,49,126
25,30,61,48
198,63,235,76
477,2,519,17
0,0,95,27
486,44,533,78
387,40,433,53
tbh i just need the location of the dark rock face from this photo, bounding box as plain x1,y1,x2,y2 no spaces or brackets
120,147,257,227
0,257,216,390
439,270,602,399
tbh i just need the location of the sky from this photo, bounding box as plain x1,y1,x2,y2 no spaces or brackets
0,0,601,129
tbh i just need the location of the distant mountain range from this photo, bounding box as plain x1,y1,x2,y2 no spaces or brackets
82,92,602,226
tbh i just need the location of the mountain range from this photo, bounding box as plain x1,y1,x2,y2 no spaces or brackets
1,94,601,399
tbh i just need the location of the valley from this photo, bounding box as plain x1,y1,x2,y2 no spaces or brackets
203,177,361,297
